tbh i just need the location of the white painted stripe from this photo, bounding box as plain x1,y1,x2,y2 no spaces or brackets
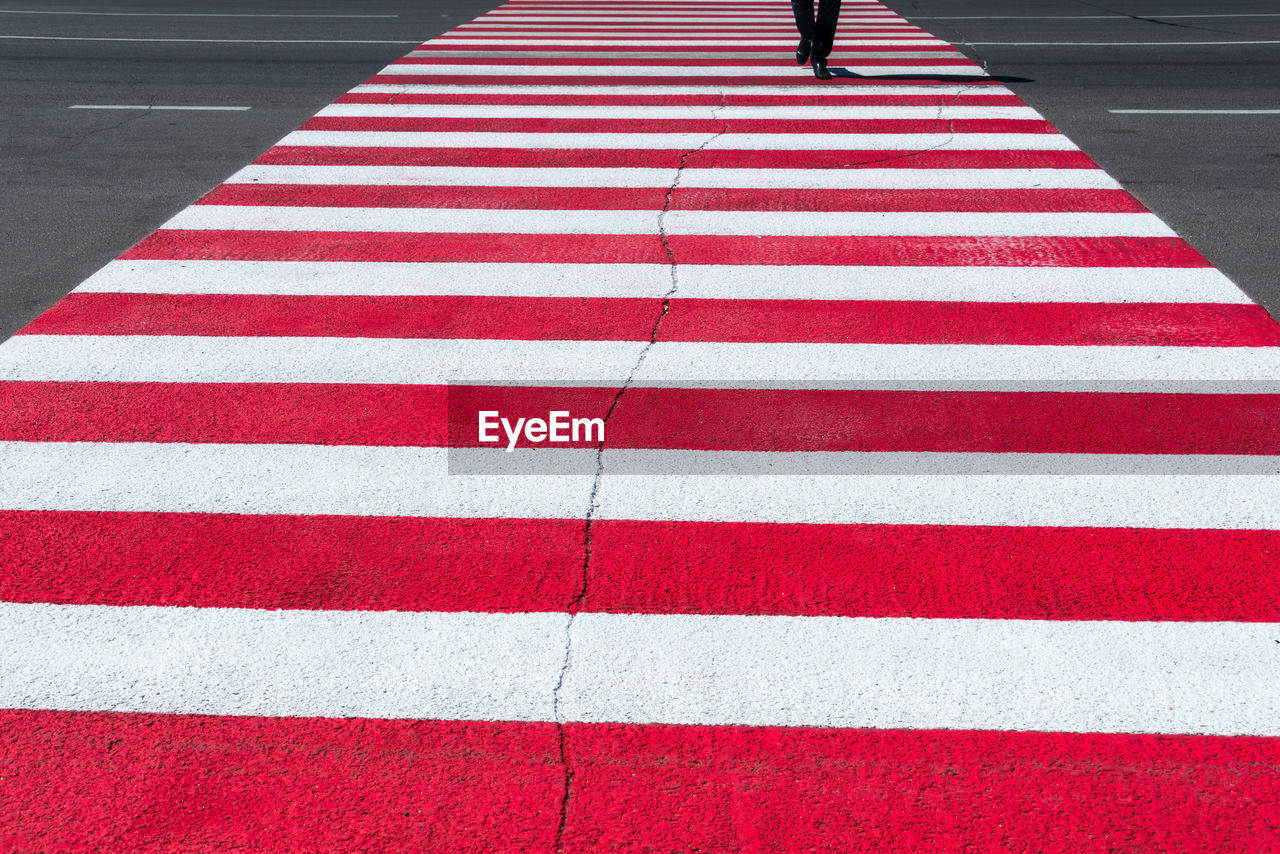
1110,109,1280,115
474,18,898,25
349,83,999,95
163,205,1172,238
2,443,1280,530
227,164,1118,190
2,337,1276,392
563,613,1280,735
0,603,569,721
5,603,1278,735
377,63,981,77
76,260,1249,304
0,444,594,520
69,104,251,111
315,104,1036,120
453,23,914,29
277,130,1074,151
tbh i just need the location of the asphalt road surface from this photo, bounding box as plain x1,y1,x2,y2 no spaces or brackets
0,0,499,341
882,0,1280,316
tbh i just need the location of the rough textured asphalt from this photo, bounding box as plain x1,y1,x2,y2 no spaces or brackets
881,0,1280,317
0,0,500,342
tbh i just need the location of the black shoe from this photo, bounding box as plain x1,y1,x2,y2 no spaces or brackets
811,55,833,80
795,37,812,65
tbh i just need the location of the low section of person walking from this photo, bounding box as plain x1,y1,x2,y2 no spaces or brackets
792,0,840,79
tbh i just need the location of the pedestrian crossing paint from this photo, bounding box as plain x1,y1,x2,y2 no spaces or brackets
2,0,1279,849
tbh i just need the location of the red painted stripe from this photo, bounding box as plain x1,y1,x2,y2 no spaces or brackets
4,383,1278,456
6,712,1276,854
389,56,966,66
659,298,1280,345
19,294,661,340
334,92,1026,106
1,511,1279,620
448,24,918,29
256,146,1098,169
450,26,925,32
24,293,1278,346
0,711,562,853
123,231,1208,267
299,116,1053,134
409,43,957,52
199,184,1145,214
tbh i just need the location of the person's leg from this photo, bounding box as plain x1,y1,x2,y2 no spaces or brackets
791,0,816,64
811,0,841,58
790,0,815,39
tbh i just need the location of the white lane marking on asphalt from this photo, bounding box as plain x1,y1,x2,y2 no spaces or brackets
914,13,1280,19
276,131,1072,151
0,8,399,16
2,337,1277,392
227,164,1115,189
3,603,1280,735
963,40,1280,46
76,260,1248,304
0,35,419,44
1110,109,1280,115
69,105,251,111
162,205,1173,238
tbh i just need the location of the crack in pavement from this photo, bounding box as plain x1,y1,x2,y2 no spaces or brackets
550,92,730,853
56,93,158,155
1069,0,1248,37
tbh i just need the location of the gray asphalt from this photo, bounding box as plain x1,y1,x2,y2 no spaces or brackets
2,1,1278,340
882,0,1280,319
0,0,498,341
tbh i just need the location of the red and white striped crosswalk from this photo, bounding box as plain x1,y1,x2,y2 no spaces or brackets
3,0,1279,850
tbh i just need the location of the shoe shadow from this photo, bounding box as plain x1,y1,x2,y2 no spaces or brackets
830,68,1033,83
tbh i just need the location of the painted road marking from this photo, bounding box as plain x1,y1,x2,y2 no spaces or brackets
3,603,1278,735
1110,109,1280,115
5,337,1278,389
277,130,1074,149
914,13,1280,20
75,260,1250,303
964,40,1280,46
162,206,1173,237
3,0,1280,845
0,35,421,44
0,8,400,17
69,105,251,111
226,164,1119,188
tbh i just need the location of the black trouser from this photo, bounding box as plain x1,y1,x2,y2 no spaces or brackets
791,0,841,58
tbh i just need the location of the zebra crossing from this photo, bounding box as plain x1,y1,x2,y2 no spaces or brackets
1,0,1278,849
